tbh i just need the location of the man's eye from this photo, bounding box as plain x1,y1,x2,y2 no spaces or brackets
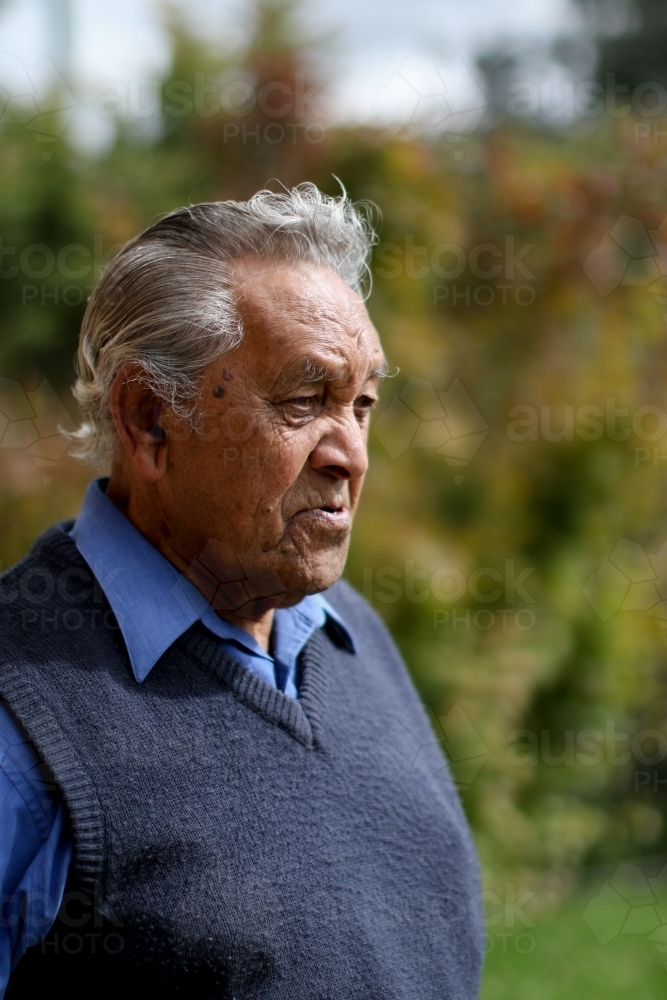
354,395,377,417
286,396,318,409
282,396,320,417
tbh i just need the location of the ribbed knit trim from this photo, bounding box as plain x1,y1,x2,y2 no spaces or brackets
185,626,330,749
36,524,334,750
34,527,335,748
0,522,333,888
0,664,105,890
0,524,107,890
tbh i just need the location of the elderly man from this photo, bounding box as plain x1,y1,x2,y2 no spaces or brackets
0,185,483,998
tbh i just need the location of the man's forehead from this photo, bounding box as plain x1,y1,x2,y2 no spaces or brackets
252,314,384,384
233,256,369,323
232,256,384,381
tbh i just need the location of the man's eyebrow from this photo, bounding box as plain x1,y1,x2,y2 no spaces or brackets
302,358,395,383
369,359,396,380
302,358,344,382
276,356,396,389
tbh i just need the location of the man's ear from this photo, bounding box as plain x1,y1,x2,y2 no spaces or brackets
109,363,169,481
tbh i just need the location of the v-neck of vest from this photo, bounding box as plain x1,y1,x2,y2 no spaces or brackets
184,624,329,748
38,526,332,749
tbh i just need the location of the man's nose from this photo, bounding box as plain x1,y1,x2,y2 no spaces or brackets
309,413,369,481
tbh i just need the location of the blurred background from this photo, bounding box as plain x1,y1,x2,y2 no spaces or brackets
2,0,667,995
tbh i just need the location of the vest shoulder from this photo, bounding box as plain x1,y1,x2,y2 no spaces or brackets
1,520,78,580
323,578,410,679
0,520,93,658
324,577,389,637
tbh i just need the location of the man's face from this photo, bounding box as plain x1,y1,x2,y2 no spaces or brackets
158,258,385,615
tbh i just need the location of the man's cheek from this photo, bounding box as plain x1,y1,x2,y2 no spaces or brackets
264,437,312,477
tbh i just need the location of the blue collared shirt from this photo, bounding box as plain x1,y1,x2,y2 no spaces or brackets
70,478,352,697
0,479,353,996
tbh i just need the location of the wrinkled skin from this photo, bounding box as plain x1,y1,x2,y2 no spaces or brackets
106,258,386,649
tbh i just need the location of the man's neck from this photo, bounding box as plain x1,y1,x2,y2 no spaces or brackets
106,468,277,653
210,606,275,653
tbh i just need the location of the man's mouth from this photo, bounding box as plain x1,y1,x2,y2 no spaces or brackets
291,505,351,528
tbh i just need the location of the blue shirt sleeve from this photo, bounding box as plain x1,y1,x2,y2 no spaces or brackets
0,704,72,998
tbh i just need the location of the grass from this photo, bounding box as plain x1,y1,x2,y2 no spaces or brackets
481,888,667,999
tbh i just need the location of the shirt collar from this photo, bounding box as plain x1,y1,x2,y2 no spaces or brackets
70,478,354,682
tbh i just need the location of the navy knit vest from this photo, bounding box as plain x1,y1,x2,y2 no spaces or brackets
0,523,483,999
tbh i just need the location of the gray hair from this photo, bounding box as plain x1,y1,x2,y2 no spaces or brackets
68,183,378,465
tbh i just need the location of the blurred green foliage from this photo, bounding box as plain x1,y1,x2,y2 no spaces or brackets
2,0,667,930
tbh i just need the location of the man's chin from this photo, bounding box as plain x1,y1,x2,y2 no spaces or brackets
275,551,348,602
